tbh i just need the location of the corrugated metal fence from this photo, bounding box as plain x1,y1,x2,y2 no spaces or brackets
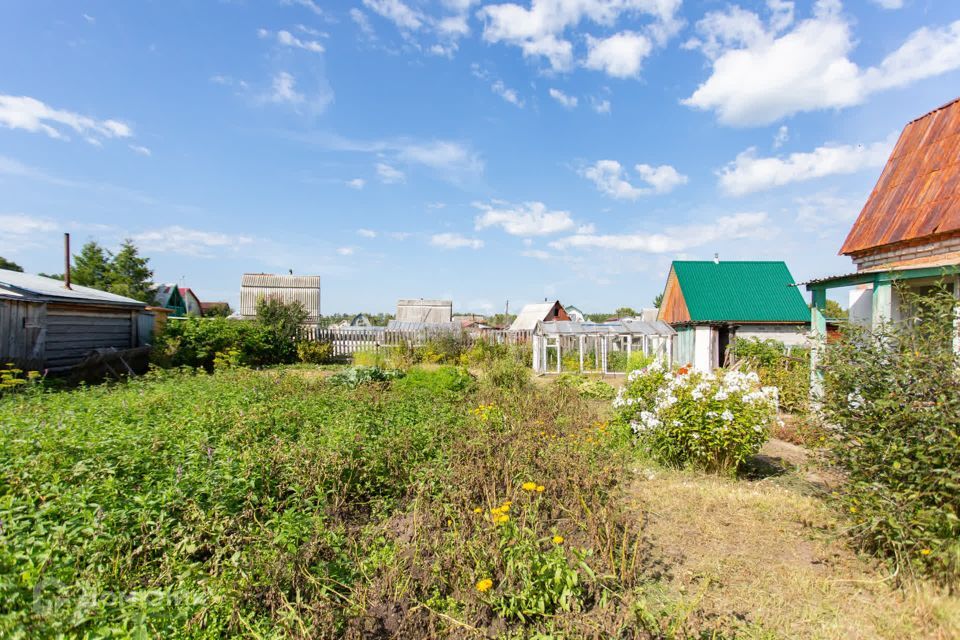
299,327,531,358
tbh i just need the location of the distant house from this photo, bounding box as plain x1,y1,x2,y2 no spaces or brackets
805,98,960,336
349,313,373,327
152,284,188,316
657,261,810,372
153,284,203,316
395,299,453,324
0,269,151,371
240,274,321,323
509,300,570,332
564,305,586,322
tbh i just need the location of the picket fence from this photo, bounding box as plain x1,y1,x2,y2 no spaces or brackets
298,327,532,358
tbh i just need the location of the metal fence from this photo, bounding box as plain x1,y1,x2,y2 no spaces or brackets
298,326,532,358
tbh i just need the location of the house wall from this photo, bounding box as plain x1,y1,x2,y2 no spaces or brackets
658,270,690,323
396,300,453,323
240,286,321,321
734,324,809,347
44,304,137,370
0,299,46,370
852,235,960,270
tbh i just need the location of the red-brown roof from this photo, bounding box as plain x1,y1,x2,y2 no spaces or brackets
840,97,960,256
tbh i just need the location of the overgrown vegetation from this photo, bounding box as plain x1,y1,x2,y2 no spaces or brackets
153,298,317,370
0,363,660,638
821,283,960,585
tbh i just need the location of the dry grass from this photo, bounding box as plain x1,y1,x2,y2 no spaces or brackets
628,462,960,639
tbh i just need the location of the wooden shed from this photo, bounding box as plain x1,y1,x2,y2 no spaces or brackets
240,273,321,323
0,269,150,371
658,260,810,372
395,299,453,324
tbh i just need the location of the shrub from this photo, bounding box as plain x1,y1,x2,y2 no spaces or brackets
485,356,530,391
821,283,960,584
416,335,467,364
614,361,777,473
730,337,810,414
297,340,333,364
555,373,616,400
153,317,296,371
329,366,404,388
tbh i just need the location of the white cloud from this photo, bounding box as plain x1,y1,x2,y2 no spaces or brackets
794,192,862,231
718,136,894,196
773,125,789,148
635,163,689,193
351,8,376,37
376,162,406,183
346,178,366,189
477,0,681,72
337,246,355,255
132,226,253,257
0,213,58,235
548,88,578,108
491,80,524,107
871,0,903,8
550,212,772,253
584,31,652,78
82,13,95,24
683,2,960,126
266,71,304,105
581,160,688,199
129,144,151,157
282,0,326,16
357,228,378,238
258,28,325,53
398,140,483,177
430,232,484,249
591,97,611,114
362,0,424,30
473,200,576,236
0,94,133,144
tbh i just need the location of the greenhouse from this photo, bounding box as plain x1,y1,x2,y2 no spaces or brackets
532,320,676,375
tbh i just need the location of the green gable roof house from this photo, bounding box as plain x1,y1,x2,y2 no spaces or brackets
657,260,810,372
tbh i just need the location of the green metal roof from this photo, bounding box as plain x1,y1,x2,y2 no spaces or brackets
672,261,809,323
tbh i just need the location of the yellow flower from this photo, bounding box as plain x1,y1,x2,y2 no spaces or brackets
493,513,510,524
521,481,538,492
552,535,564,545
849,506,858,514
476,578,493,592
535,485,545,493
473,507,482,513
921,549,932,555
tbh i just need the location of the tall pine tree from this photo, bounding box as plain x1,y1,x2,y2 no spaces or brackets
71,241,112,289
108,239,153,302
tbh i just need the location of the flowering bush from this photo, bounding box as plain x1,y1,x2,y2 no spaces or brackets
614,360,777,473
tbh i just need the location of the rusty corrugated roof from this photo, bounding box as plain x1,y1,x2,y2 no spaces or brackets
840,97,960,256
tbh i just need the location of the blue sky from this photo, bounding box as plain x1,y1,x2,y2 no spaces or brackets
1,0,959,314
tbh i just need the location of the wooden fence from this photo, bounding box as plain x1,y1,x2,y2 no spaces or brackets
298,326,531,359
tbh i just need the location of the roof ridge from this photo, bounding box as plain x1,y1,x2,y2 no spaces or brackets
906,95,960,125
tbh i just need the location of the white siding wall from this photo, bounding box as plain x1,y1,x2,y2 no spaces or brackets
734,324,809,347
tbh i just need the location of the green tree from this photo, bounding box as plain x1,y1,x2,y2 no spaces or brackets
652,293,663,309
614,306,638,318
0,256,23,272
255,297,309,342
72,241,112,289
107,239,153,302
824,299,848,320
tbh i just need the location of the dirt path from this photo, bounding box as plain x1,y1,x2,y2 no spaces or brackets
626,442,959,639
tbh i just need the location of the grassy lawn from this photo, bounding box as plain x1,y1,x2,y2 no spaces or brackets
0,365,956,638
